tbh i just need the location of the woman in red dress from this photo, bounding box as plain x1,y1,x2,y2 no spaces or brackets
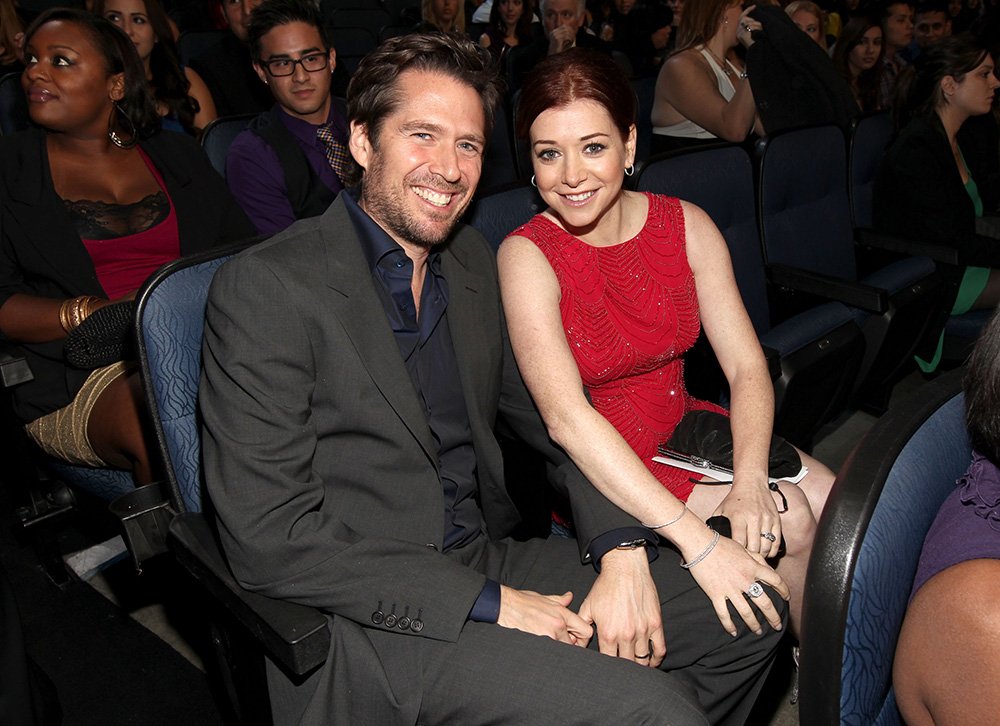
498,48,834,642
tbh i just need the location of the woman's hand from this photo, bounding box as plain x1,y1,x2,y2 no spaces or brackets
716,479,782,558
685,531,789,636
737,6,762,48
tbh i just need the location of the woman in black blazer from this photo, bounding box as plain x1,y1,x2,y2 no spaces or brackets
874,35,1000,372
0,9,253,486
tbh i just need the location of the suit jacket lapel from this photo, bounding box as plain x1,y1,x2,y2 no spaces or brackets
318,200,439,463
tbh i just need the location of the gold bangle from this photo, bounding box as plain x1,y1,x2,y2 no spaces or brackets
58,298,75,333
79,295,102,323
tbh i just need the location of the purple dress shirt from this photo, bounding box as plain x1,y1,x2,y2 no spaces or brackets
226,102,347,235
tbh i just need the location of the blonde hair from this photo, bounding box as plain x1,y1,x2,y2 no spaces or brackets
0,0,24,66
786,0,827,50
421,0,466,32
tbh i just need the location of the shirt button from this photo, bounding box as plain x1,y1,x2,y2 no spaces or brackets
395,260,405,268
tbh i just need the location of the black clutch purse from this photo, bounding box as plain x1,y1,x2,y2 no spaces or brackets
659,410,802,480
63,300,137,369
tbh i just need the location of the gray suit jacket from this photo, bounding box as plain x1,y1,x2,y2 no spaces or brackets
199,195,641,718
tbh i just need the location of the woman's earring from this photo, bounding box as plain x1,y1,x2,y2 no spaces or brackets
108,100,137,149
624,164,635,177
530,175,537,187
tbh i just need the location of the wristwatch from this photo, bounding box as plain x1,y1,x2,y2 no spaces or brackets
615,539,650,551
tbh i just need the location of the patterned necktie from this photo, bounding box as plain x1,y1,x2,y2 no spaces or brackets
316,124,350,184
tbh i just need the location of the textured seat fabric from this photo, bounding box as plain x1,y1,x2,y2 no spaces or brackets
47,461,134,502
200,114,257,180
136,255,233,514
800,370,969,725
849,111,893,229
464,184,545,251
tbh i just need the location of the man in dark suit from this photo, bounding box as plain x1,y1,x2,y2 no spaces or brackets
200,32,786,726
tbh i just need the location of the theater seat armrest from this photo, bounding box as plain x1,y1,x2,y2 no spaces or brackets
855,228,959,266
767,264,888,314
167,512,330,676
761,344,781,381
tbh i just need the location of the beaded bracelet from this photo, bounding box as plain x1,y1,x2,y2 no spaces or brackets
680,530,720,570
640,506,686,530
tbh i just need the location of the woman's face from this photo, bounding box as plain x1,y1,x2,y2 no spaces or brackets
667,0,683,22
791,9,823,46
946,55,1000,119
847,25,882,75
529,99,635,241
21,20,123,135
103,0,156,64
499,0,524,28
432,0,458,25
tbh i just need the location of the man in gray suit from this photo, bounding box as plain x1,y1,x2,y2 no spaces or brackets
200,32,786,726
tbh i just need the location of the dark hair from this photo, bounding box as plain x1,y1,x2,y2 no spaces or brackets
676,0,736,51
488,0,535,46
880,0,915,22
248,0,331,61
92,0,200,135
0,0,23,66
516,47,636,139
343,32,501,187
892,34,989,130
965,310,1000,466
23,8,160,137
915,0,950,18
832,15,884,112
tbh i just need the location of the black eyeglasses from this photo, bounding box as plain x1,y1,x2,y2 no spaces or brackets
260,52,329,77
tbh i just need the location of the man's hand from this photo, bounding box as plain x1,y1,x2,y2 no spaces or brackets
578,547,666,667
497,586,593,646
547,25,576,55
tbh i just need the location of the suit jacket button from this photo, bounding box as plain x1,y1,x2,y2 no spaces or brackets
410,619,424,633
425,543,438,550
371,610,384,625
397,616,411,630
385,614,398,628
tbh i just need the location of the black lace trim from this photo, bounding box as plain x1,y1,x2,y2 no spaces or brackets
63,192,170,240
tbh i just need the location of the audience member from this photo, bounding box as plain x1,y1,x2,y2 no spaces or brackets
0,0,24,77
913,0,952,50
650,0,762,154
874,36,1000,372
786,0,827,50
96,0,217,135
500,47,832,636
877,0,914,108
478,0,540,64
508,0,606,89
188,0,272,116
893,308,1000,725
0,9,252,486
226,0,347,234
599,0,675,77
832,14,885,111
200,32,786,726
417,0,466,32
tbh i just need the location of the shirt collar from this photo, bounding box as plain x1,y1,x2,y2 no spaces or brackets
276,99,346,144
342,187,444,274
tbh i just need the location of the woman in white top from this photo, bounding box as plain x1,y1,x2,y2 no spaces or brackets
651,0,762,154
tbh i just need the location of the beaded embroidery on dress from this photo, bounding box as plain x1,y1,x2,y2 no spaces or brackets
513,193,725,502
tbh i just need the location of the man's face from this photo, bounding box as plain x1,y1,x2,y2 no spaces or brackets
543,0,584,36
349,70,486,251
221,0,262,43
253,21,334,124
882,3,914,50
914,10,950,48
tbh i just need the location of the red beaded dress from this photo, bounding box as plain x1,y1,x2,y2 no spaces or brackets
512,193,724,503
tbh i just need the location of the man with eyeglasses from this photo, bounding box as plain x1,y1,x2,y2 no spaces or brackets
226,0,348,234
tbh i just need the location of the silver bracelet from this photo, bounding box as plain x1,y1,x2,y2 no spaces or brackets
680,531,720,569
640,506,686,530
